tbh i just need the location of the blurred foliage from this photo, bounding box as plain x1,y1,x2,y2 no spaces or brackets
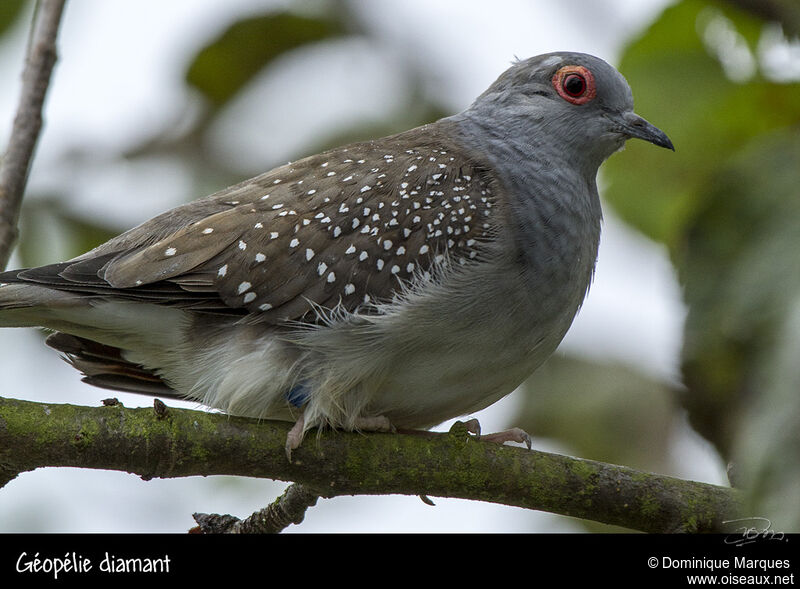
603,0,800,528
722,0,800,36
681,130,800,450
604,0,800,249
18,198,117,265
0,0,25,38
520,355,679,473
182,1,449,161
186,10,349,109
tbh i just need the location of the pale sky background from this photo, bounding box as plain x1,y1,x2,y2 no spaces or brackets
0,0,729,532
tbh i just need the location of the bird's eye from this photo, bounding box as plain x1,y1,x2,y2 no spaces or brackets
552,65,596,105
563,74,586,97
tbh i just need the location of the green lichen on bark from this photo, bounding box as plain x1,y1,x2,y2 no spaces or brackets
0,396,741,532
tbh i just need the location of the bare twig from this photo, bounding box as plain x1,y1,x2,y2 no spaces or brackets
192,483,320,533
0,0,67,269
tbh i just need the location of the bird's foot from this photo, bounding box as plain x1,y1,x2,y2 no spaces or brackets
285,413,305,462
481,427,532,449
285,413,396,462
458,418,532,449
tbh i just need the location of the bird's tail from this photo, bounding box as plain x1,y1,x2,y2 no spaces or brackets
44,331,177,396
0,278,183,398
0,281,86,327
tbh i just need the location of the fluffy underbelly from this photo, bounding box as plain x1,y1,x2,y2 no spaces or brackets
362,332,556,428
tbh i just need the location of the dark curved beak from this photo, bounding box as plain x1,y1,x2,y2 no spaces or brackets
614,111,674,151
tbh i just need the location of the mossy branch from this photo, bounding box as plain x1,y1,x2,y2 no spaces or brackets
0,395,740,533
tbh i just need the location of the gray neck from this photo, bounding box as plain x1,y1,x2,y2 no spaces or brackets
444,111,603,291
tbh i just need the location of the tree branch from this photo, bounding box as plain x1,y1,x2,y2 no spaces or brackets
0,396,741,533
192,483,320,533
0,0,67,270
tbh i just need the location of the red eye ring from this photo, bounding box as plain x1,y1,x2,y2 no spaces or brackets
552,65,596,105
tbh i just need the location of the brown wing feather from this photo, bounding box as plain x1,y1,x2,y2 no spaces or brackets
1,124,502,323
190,135,499,320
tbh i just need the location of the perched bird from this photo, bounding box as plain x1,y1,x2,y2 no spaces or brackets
0,52,672,457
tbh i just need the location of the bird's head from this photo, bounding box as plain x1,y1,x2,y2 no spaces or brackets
466,52,673,170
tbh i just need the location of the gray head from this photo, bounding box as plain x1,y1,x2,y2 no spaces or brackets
462,52,673,171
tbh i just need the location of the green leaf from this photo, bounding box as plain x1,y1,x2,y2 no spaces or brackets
603,0,800,250
186,11,348,108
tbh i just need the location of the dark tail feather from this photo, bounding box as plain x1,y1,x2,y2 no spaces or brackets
45,332,183,398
